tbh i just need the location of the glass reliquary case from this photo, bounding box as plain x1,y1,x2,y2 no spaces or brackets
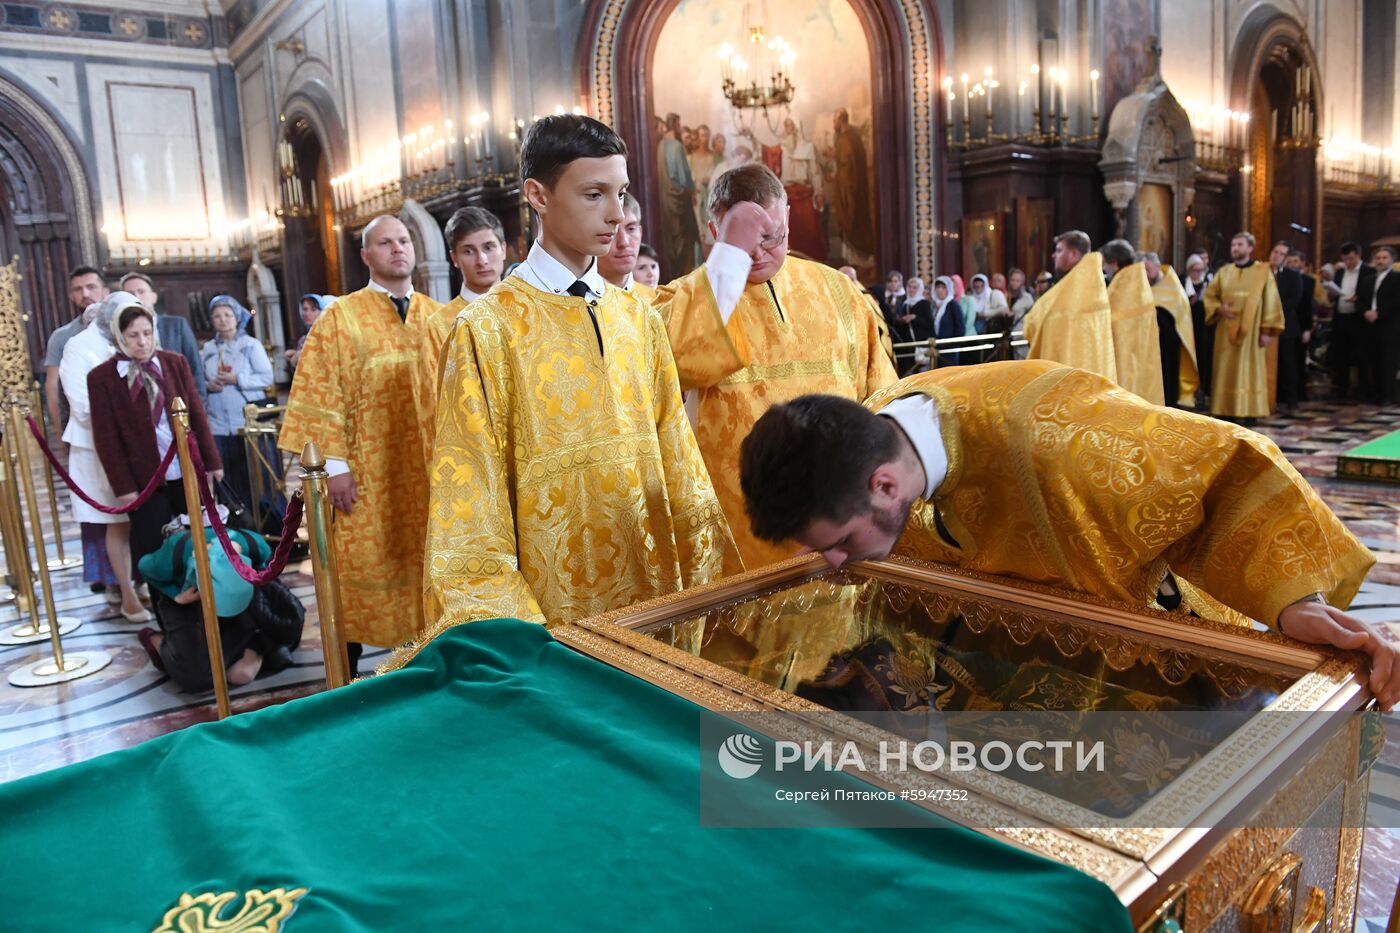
552,555,1381,933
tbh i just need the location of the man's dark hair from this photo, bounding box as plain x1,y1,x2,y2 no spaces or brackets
520,114,627,190
119,271,154,290
69,265,103,282
1273,240,1291,251
444,207,505,252
740,394,901,543
1339,241,1361,256
1054,230,1091,256
1100,238,1136,269
707,162,785,219
885,270,904,282
1287,249,1307,261
637,243,658,261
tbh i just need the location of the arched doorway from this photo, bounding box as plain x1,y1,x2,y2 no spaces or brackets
277,115,339,352
0,73,99,369
583,0,944,280
1230,12,1321,263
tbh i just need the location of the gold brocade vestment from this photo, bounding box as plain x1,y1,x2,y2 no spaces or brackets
630,281,659,304
1150,265,1200,399
423,277,739,632
1106,263,1165,405
1023,253,1117,382
1202,261,1284,418
419,292,483,458
866,361,1374,627
278,286,442,646
656,255,898,567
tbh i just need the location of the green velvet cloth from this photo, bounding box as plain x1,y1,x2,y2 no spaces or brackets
0,619,1132,931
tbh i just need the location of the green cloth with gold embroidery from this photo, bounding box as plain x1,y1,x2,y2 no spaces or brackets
0,619,1131,931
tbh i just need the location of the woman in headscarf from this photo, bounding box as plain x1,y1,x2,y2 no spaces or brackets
200,295,274,513
930,276,964,366
285,294,333,372
963,273,1011,362
59,293,149,620
88,302,222,569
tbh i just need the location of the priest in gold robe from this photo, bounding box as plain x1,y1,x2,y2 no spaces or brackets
1203,232,1284,419
737,361,1399,710
279,215,442,659
423,114,738,636
1102,245,1165,406
1145,255,1199,406
654,163,897,568
598,192,659,303
1023,230,1116,382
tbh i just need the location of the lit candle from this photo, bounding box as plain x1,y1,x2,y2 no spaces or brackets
960,73,969,123
1048,67,1058,128
1089,69,1099,120
983,66,994,130
480,112,493,162
1031,63,1041,120
942,76,953,125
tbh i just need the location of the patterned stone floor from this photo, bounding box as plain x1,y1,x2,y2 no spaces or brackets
1,396,1398,928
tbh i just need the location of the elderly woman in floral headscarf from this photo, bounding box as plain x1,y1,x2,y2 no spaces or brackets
88,301,222,570
200,295,274,515
59,293,150,618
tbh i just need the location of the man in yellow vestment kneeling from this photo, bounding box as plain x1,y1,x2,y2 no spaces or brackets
737,361,1399,710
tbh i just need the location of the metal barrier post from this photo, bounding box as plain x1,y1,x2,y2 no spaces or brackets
170,397,231,719
299,441,349,688
5,398,109,685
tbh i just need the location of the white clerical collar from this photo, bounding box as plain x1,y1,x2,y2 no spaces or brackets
367,277,414,300
512,240,608,300
878,394,948,500
620,273,635,291
459,283,484,303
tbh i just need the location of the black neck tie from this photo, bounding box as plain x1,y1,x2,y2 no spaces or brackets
565,280,604,355
390,294,409,321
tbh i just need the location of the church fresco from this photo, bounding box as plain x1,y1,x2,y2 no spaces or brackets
651,0,878,278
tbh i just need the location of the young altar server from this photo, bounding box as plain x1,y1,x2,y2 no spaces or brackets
421,114,739,633
737,361,1399,711
653,163,898,568
597,192,657,302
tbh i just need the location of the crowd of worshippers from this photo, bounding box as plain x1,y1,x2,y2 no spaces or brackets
39,271,307,690
865,233,1399,413
34,113,1398,707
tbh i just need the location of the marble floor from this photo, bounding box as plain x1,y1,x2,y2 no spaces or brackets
1,397,1398,928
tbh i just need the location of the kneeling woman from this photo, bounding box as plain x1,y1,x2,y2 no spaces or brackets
89,303,223,569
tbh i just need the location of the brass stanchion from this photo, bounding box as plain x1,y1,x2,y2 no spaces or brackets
0,429,33,612
170,397,231,719
31,379,79,571
0,418,81,645
6,397,109,685
300,441,349,688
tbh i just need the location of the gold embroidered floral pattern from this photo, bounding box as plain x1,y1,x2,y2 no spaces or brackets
151,887,307,933
657,255,898,567
1110,724,1193,793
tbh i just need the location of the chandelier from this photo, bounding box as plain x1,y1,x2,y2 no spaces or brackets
718,7,795,114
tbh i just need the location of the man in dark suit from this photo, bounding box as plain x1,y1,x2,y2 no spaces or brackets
1269,241,1307,409
1366,245,1399,404
1331,242,1377,400
1284,250,1317,402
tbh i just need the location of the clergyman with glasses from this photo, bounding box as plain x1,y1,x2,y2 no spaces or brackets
653,162,897,568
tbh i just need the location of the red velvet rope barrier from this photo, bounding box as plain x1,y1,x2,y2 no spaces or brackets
27,413,305,585
187,441,304,585
26,416,177,514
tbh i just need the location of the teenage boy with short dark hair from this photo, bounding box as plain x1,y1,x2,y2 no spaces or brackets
421,114,739,635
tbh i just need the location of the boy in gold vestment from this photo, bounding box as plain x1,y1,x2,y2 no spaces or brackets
1203,232,1284,418
738,361,1398,710
278,216,443,659
598,192,658,303
654,164,897,569
423,115,738,632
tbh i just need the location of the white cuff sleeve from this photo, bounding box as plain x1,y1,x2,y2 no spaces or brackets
704,242,752,325
324,458,351,477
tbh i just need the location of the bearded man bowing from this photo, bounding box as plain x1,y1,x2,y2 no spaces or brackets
279,215,442,662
